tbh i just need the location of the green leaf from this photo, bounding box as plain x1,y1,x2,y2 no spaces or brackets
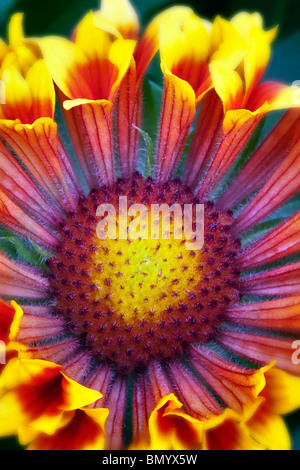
141,78,162,143
266,30,300,83
133,125,155,177
131,0,175,25
138,78,163,174
0,229,52,268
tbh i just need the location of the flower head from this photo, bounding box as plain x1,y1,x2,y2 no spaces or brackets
0,0,299,450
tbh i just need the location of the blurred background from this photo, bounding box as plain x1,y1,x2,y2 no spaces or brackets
0,0,299,450
0,0,299,41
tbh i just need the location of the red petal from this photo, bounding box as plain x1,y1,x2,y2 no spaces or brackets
217,109,300,209
228,295,300,332
0,119,81,212
0,252,49,299
103,375,127,450
218,327,300,375
197,113,262,199
132,369,155,448
233,138,300,235
29,408,107,450
116,63,142,178
168,360,223,420
237,211,300,270
184,89,223,189
0,299,16,343
240,262,300,297
0,141,62,227
0,189,58,247
189,343,267,416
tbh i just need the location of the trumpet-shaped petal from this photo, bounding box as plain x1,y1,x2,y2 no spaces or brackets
0,118,80,212
0,13,42,75
210,12,298,128
204,365,296,451
159,12,212,102
205,415,264,450
189,344,269,418
40,14,136,104
184,89,224,188
262,368,300,416
0,59,55,124
218,326,300,376
0,57,81,211
24,407,109,450
0,300,23,345
0,189,58,247
85,1,143,178
0,357,102,437
134,6,195,82
146,394,204,450
97,0,139,40
39,15,136,186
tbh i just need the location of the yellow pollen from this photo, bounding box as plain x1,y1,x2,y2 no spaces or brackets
90,222,202,322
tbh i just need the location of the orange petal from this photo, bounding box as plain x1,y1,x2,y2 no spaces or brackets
20,337,79,364
168,361,224,420
115,61,142,178
131,369,156,449
39,36,93,100
0,300,23,344
16,311,66,345
0,358,101,437
156,64,196,182
134,6,194,83
205,416,262,450
262,368,300,415
0,188,58,247
209,59,245,113
0,140,62,227
63,99,115,186
0,60,55,124
98,0,140,40
146,393,204,450
246,406,291,450
0,118,80,211
26,408,109,450
103,375,127,450
159,12,212,99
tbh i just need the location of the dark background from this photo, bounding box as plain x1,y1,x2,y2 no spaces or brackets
0,0,299,451
0,0,299,85
0,0,300,40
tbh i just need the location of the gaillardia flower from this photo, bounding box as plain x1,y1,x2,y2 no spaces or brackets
0,0,299,450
